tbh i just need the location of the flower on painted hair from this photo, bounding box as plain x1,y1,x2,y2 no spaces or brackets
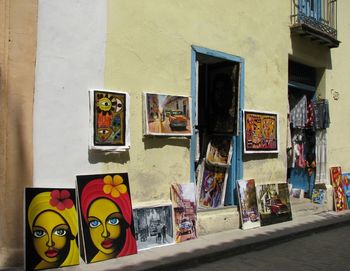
50,189,74,210
103,175,127,198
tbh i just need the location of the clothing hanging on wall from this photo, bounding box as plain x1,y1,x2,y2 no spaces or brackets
315,129,328,184
314,99,330,129
290,95,307,128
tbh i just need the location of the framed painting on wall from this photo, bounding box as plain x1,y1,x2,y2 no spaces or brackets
171,183,197,243
143,92,192,136
76,173,137,264
89,89,130,152
330,167,347,211
25,187,79,270
243,110,279,154
237,179,261,230
256,183,292,226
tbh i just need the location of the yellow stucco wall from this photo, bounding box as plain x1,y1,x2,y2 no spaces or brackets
104,0,291,206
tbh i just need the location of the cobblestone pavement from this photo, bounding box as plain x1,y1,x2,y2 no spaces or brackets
182,224,350,271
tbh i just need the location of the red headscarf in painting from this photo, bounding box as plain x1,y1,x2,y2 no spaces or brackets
80,175,137,257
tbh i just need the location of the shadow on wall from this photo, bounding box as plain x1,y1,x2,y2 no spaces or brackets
143,137,190,150
290,34,332,69
88,150,131,164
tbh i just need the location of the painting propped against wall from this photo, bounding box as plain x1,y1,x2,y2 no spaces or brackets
89,89,130,151
171,183,197,243
25,188,79,270
243,110,279,154
143,92,192,136
330,167,347,211
237,179,261,230
196,162,227,209
132,204,174,250
76,173,137,264
342,173,350,208
256,183,292,226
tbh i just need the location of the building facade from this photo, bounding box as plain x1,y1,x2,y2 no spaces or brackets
1,0,350,267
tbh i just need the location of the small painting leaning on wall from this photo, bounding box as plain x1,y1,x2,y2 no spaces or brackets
256,183,292,226
76,173,137,264
25,188,79,271
237,179,261,230
143,92,192,136
342,173,350,208
89,89,130,151
243,110,279,154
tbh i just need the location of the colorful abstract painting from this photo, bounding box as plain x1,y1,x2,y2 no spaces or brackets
342,173,350,208
311,188,326,205
197,162,227,209
171,183,197,243
256,183,292,226
237,179,261,230
144,92,192,136
206,136,233,167
25,188,79,270
76,173,137,263
89,89,130,151
243,110,279,153
330,167,347,211
133,204,174,250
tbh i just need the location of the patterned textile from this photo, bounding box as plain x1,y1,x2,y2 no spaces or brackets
290,95,307,128
314,100,330,129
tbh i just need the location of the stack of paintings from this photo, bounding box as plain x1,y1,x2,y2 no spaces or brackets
25,188,80,270
76,173,137,264
237,179,261,230
256,183,292,226
171,183,197,243
330,167,348,211
132,205,174,250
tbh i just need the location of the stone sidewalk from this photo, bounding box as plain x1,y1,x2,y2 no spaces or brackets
14,209,348,271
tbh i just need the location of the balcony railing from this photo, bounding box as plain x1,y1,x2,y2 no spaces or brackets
291,0,339,48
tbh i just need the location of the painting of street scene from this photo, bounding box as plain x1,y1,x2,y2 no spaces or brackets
197,162,227,209
237,179,261,230
206,136,233,167
171,183,197,243
132,205,174,250
144,93,192,136
256,183,292,226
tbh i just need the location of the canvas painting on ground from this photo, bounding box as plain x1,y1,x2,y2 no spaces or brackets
89,89,130,151
256,183,292,226
171,183,197,243
243,110,279,153
132,204,174,250
342,173,350,208
330,167,347,211
143,92,192,136
237,179,261,230
311,188,326,204
76,173,137,264
206,136,233,167
197,162,227,209
25,188,79,271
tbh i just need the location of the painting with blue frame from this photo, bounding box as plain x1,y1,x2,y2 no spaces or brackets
342,173,350,208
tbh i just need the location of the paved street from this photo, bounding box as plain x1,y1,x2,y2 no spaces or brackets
182,224,350,271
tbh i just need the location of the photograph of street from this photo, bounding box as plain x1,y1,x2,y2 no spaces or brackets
144,93,192,136
132,205,174,250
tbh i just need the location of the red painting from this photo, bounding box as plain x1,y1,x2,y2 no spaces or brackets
330,167,347,211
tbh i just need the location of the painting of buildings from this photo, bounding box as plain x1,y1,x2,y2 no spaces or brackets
144,93,192,136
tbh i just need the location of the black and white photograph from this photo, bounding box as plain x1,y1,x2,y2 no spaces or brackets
132,205,174,250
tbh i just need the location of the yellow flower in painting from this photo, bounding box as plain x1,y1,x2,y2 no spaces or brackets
103,175,127,198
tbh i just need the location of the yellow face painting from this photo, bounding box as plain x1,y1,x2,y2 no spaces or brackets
88,198,122,257
32,210,69,263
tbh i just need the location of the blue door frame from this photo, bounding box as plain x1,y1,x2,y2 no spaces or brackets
190,45,244,205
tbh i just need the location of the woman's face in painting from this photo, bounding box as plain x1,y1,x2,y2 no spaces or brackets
32,210,69,263
87,198,123,255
